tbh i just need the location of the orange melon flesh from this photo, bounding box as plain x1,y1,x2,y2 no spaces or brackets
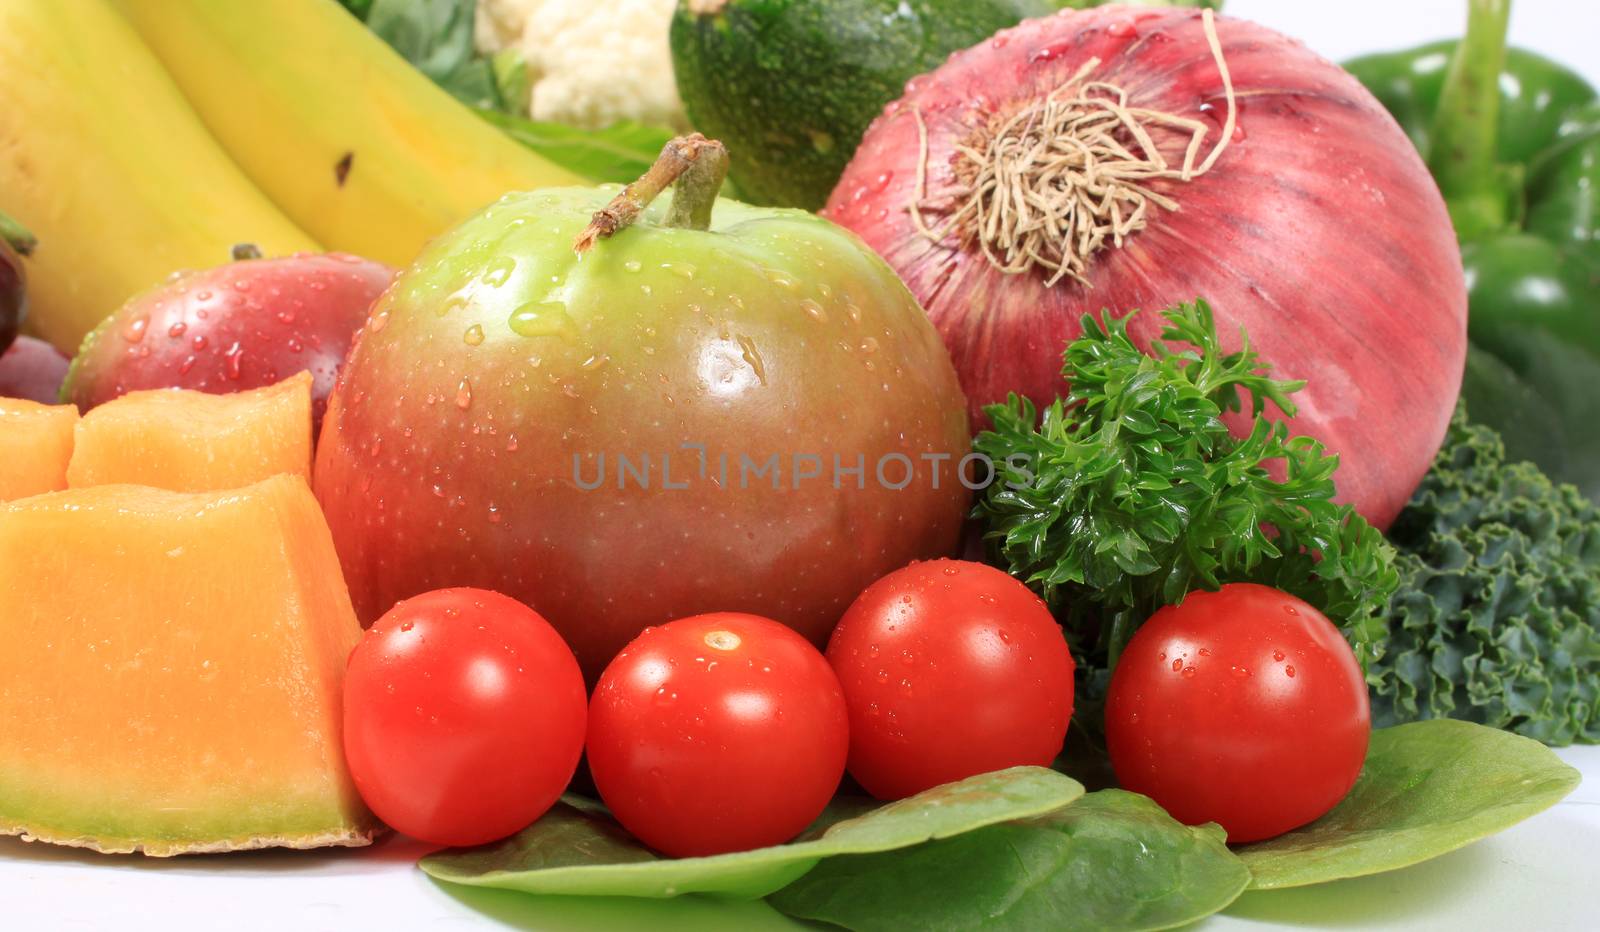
0,399,78,501
67,371,312,492
0,474,374,854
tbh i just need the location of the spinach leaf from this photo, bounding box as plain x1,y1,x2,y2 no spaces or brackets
361,0,508,111
341,0,680,184
419,766,1083,900
768,790,1250,932
476,112,679,186
1237,720,1581,889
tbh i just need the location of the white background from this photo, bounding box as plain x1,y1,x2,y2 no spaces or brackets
1231,0,1600,86
5,2,1599,930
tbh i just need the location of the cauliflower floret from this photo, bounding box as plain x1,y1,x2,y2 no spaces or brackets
476,0,687,130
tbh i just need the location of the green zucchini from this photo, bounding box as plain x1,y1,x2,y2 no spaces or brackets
669,0,1218,210
668,0,1068,210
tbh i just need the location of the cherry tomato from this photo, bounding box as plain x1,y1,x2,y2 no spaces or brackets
342,588,587,847
586,613,848,857
826,559,1075,800
1105,583,1370,843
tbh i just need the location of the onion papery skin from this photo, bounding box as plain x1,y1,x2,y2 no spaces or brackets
826,6,1466,530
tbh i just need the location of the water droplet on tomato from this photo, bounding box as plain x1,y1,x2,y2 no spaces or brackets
1285,665,1296,678
1273,650,1286,662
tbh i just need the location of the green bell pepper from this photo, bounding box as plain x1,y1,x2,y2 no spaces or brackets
1345,0,1600,499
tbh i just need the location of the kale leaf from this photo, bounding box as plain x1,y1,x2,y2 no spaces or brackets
1378,408,1600,745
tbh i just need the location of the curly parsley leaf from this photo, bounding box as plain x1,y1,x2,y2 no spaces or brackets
974,300,1398,700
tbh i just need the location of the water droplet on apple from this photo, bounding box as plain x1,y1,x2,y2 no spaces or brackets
508,300,577,340
482,256,517,287
223,343,244,380
122,316,149,343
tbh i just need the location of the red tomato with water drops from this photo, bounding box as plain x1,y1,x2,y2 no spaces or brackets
62,247,393,431
342,588,587,848
586,613,849,857
826,559,1076,800
1105,583,1370,843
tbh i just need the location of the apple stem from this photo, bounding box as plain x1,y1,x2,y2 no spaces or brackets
231,243,264,262
0,209,36,257
574,134,730,253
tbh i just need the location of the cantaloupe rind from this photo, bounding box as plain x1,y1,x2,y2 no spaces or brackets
0,819,373,857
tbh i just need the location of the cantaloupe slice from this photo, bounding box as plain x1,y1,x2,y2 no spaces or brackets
67,371,312,491
0,399,78,501
0,473,375,854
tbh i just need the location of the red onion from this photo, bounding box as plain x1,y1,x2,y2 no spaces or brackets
826,6,1466,529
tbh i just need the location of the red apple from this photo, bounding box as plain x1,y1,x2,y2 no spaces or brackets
1,210,33,356
63,247,393,429
0,336,69,404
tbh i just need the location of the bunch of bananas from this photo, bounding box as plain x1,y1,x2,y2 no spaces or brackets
0,0,579,353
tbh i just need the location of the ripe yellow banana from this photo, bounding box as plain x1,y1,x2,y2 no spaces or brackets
0,0,318,354
113,0,584,269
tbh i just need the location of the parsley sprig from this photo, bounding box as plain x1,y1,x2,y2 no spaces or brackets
975,300,1398,695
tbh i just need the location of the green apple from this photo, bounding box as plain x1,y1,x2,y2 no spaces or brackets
315,138,972,678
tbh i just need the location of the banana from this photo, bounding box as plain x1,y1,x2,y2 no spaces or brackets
112,0,584,269
0,0,319,354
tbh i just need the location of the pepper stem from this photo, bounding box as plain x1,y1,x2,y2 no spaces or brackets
574,134,730,253
0,209,36,257
1428,0,1512,239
